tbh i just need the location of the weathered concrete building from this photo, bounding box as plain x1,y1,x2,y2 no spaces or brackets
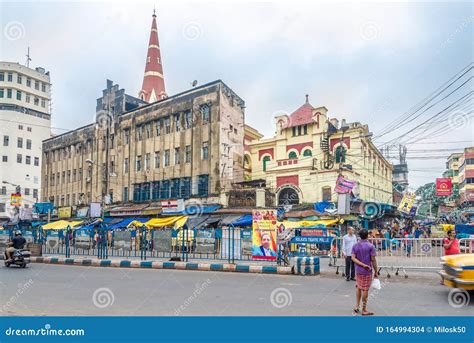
41,12,245,210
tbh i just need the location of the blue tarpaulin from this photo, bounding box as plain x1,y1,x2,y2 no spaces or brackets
454,224,474,235
108,218,148,230
230,214,252,227
313,201,334,213
34,202,54,215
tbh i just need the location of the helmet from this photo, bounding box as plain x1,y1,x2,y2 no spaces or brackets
14,230,22,236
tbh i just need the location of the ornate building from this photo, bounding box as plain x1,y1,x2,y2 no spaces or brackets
245,95,393,206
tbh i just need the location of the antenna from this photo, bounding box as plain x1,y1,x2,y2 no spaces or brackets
25,47,31,67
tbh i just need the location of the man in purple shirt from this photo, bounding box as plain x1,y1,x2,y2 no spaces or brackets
351,229,378,316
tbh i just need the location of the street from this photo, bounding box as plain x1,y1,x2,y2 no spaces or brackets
0,264,471,316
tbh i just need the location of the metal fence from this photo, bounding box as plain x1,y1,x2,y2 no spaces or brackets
330,237,474,277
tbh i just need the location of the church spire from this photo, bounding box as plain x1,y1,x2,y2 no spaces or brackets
139,10,166,103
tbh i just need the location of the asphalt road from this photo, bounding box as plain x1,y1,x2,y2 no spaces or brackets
0,264,472,316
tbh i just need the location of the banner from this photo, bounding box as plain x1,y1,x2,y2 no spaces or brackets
334,176,356,194
90,202,102,218
398,192,416,214
435,178,452,196
252,210,277,261
58,206,72,218
10,193,21,207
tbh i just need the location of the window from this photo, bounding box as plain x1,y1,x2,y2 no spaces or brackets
174,147,180,165
145,123,152,138
124,129,130,145
292,127,296,136
171,178,180,198
3,135,9,146
164,150,170,166
198,175,209,197
145,153,151,170
25,94,30,103
154,151,160,168
2,156,7,162
124,158,129,173
0,89,3,98
62,171,66,184
201,105,210,124
34,80,39,90
184,111,192,129
73,169,76,182
0,72,3,81
136,155,142,171
123,187,129,202
26,139,32,150
67,170,71,182
164,117,171,134
26,78,31,87
27,126,31,132
18,124,23,130
322,186,332,201
297,126,302,136
72,193,76,205
288,151,297,159
16,90,22,100
34,97,39,105
335,146,346,163
1,186,6,195
160,180,170,199
79,168,83,180
7,89,12,98
172,114,180,132
136,125,143,141
25,155,31,165
16,154,22,163
7,73,13,82
155,120,161,136
303,125,308,135
41,83,46,92
263,156,271,171
17,74,22,84
181,177,191,198
41,99,46,107
185,145,191,163
303,149,312,157
24,188,30,196
202,142,209,160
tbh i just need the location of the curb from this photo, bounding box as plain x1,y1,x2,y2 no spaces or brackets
30,256,294,275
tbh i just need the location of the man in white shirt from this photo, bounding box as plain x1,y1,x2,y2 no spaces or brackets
342,227,358,281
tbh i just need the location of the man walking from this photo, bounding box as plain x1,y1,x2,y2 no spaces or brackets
342,227,357,281
351,229,378,316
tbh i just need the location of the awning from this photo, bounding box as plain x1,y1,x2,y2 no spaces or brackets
187,215,224,229
220,215,245,225
163,204,222,216
42,220,83,230
108,204,149,217
109,218,148,230
231,214,252,227
129,216,188,229
279,219,340,229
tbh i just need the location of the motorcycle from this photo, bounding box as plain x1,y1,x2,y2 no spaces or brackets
4,249,31,268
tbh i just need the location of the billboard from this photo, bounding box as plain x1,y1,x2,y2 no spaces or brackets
58,206,72,218
398,192,416,215
10,193,21,207
90,202,102,218
252,210,277,261
435,178,452,196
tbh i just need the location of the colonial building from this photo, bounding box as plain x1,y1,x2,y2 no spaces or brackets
245,96,393,205
0,62,52,219
458,147,474,206
41,13,245,210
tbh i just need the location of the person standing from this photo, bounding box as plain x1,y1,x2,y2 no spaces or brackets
351,229,378,316
342,227,358,281
443,230,460,256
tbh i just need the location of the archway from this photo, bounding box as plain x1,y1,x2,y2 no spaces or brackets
278,187,300,205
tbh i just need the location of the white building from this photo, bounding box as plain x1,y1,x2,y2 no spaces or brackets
0,62,52,220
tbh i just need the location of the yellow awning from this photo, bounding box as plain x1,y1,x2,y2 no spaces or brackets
279,219,340,229
128,216,188,229
42,220,83,230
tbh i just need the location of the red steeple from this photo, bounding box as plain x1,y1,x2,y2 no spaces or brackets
139,10,166,103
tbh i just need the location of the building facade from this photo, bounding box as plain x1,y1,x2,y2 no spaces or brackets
0,62,52,219
458,147,474,205
245,96,393,205
41,80,245,209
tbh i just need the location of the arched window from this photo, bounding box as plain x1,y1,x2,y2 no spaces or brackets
303,149,312,157
288,151,297,159
262,156,271,171
244,155,251,171
335,146,346,163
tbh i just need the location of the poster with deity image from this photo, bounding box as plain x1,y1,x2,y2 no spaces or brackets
252,209,277,261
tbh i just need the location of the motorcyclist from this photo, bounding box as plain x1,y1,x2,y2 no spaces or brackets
5,231,26,262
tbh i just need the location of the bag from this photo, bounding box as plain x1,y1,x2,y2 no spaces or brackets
371,278,381,290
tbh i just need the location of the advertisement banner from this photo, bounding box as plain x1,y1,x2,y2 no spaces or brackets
435,178,452,196
10,193,21,207
334,176,356,194
90,202,102,218
252,210,277,261
58,206,72,218
398,192,416,214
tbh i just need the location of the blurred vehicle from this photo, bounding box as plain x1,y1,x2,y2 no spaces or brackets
438,254,474,290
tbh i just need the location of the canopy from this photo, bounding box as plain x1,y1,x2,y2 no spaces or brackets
129,216,188,229
109,218,148,230
42,220,83,230
230,214,252,227
164,204,221,216
279,219,340,229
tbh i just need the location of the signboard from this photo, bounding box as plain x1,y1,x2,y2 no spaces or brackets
398,192,415,215
90,202,102,218
436,178,452,196
161,199,185,213
58,206,72,219
153,229,172,253
20,207,33,220
75,229,91,250
252,210,277,261
334,176,356,194
291,236,332,244
195,229,216,254
76,207,89,218
10,193,21,207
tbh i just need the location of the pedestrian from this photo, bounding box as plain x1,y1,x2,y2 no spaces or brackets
342,227,358,281
443,230,460,256
351,229,378,316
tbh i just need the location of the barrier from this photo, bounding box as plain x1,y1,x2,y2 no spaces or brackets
329,237,474,277
291,256,320,275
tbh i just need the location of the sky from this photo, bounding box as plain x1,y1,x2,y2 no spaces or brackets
1,0,473,189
